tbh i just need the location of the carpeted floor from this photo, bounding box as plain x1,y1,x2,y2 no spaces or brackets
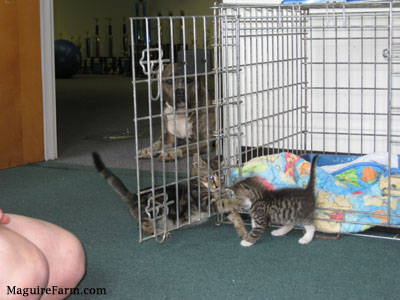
1,162,400,300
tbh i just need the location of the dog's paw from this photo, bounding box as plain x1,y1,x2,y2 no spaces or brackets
138,147,152,159
240,239,254,247
158,149,183,161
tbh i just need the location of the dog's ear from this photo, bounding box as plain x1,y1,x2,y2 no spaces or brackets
161,63,177,78
152,63,162,80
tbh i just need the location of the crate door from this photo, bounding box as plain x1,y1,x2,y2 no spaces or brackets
130,15,220,242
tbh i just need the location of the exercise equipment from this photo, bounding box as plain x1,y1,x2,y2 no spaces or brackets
54,39,81,78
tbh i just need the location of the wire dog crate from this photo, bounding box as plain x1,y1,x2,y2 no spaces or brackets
131,1,400,242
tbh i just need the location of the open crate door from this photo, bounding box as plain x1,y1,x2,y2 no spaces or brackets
130,14,225,242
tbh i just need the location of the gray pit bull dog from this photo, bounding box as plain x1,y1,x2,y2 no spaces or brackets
138,63,215,161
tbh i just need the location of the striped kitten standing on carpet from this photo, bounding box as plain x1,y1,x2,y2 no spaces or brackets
216,155,318,246
92,152,222,237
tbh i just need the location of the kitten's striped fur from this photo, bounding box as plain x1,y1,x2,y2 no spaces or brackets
93,152,222,236
217,155,318,246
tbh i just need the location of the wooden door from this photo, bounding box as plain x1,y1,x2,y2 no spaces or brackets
0,0,44,170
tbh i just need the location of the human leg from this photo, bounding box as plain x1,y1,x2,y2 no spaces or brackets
0,226,49,300
4,214,85,300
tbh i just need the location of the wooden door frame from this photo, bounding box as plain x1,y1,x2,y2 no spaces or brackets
40,0,57,161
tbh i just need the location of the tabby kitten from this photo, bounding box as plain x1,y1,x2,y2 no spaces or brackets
92,152,222,236
216,155,318,246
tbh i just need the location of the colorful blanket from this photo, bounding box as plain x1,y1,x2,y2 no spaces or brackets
230,152,400,234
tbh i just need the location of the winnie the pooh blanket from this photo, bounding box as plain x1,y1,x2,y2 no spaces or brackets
230,152,400,233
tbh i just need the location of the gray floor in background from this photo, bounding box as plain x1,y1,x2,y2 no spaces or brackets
55,74,192,173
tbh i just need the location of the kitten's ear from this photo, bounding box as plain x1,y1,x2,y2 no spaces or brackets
226,188,235,199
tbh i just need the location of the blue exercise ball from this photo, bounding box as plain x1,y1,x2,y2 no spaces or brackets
54,40,82,78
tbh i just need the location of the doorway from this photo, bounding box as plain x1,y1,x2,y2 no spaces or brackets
42,0,214,168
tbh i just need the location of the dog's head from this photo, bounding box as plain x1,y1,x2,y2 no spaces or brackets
161,63,205,112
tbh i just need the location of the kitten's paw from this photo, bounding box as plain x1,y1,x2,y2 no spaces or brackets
271,229,284,236
240,240,254,247
298,237,313,245
271,225,293,237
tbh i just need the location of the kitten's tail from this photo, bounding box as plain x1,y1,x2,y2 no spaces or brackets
306,155,318,192
92,152,138,217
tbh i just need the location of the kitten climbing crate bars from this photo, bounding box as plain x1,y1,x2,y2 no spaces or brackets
216,0,400,237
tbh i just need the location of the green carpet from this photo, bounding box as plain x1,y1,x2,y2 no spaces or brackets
1,162,400,300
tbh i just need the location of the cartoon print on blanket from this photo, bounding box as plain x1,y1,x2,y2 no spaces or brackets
230,152,400,234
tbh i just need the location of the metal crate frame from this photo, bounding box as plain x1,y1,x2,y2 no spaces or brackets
216,0,400,239
130,15,223,242
130,0,400,243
